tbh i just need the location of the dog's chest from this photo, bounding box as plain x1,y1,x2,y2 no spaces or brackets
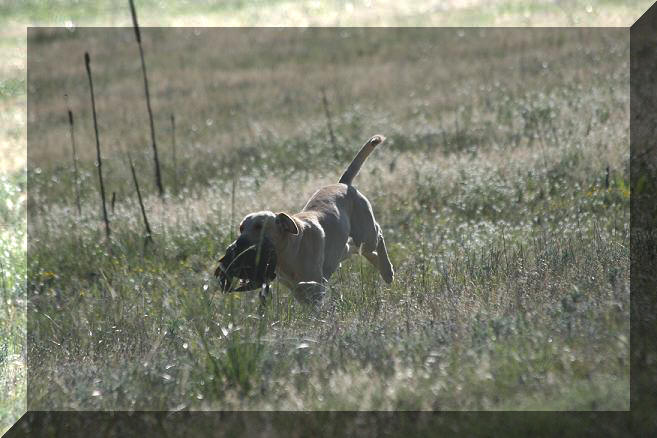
274,234,311,284
275,251,313,286
275,265,298,288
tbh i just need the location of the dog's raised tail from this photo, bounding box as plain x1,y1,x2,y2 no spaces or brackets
339,134,385,185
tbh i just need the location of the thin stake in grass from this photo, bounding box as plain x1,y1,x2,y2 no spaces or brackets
64,94,81,216
230,175,236,240
84,52,111,242
128,152,154,249
171,114,178,195
321,87,338,158
129,0,164,198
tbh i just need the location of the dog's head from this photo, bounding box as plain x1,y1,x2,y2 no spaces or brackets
214,211,298,292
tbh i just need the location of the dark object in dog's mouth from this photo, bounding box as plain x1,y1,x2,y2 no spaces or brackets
214,236,277,292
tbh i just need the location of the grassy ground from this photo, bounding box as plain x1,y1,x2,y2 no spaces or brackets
23,27,629,412
1,0,646,434
0,171,25,433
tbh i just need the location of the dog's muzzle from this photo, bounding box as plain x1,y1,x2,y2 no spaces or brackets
214,235,277,292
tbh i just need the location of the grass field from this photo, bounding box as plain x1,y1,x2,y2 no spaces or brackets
21,26,630,412
2,0,649,433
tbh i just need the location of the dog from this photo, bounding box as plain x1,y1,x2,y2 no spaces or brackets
215,135,394,304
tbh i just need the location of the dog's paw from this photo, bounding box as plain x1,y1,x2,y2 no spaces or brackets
293,281,326,306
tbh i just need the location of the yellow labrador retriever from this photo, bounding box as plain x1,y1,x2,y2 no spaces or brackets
216,135,393,304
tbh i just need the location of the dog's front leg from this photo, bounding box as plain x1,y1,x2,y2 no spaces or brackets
293,281,326,305
259,283,270,305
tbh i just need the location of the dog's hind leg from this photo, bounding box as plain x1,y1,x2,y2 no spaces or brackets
349,190,394,284
360,234,394,284
374,234,394,284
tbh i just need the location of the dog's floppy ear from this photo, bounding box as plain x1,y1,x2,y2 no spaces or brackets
275,212,299,235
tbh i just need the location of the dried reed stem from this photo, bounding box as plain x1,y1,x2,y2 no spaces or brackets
321,87,338,157
171,114,178,195
64,95,81,216
129,0,164,198
84,52,111,242
128,152,154,248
